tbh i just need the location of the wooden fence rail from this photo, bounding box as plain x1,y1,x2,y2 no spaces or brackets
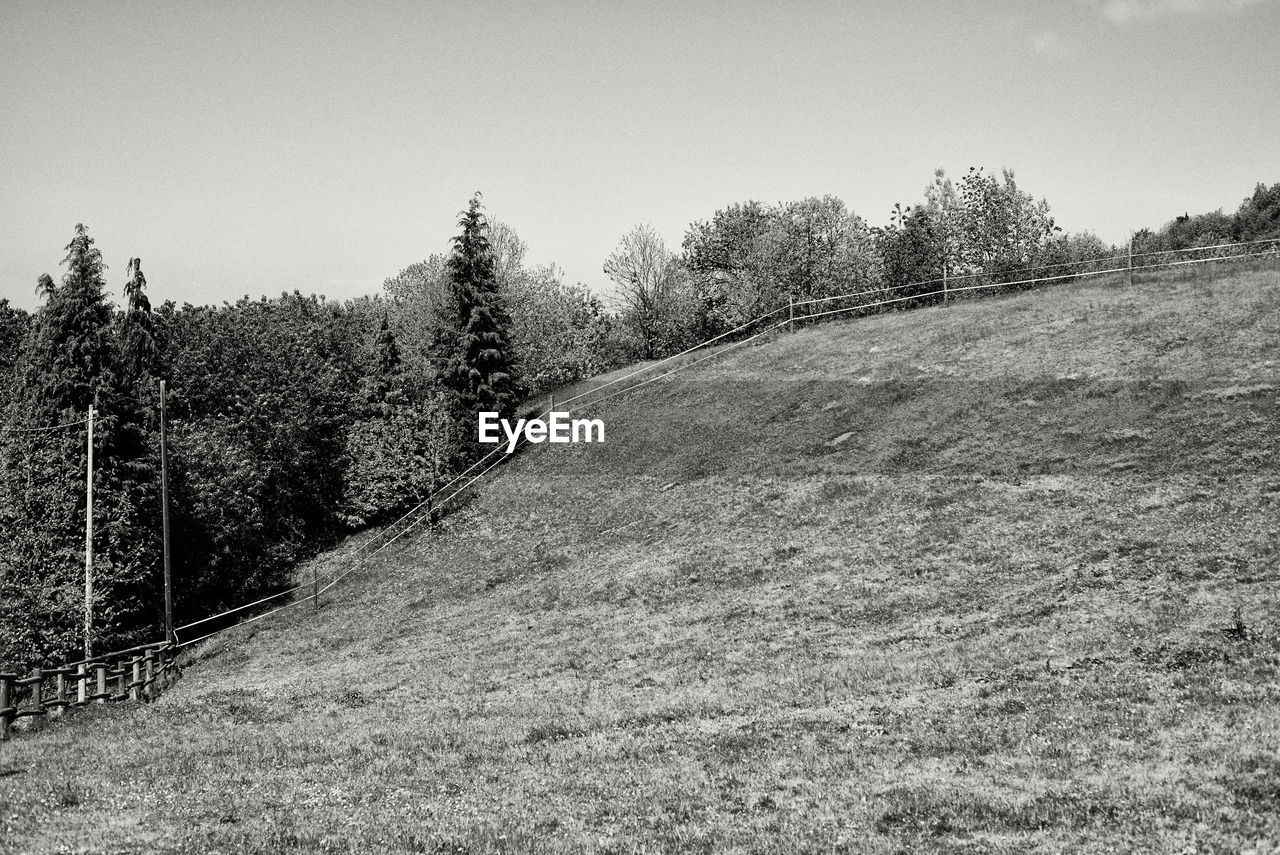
0,641,179,740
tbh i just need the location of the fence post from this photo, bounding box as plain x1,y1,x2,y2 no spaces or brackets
144,650,154,699
788,295,794,330
31,668,42,717
95,662,106,704
155,648,166,691
116,662,126,701
77,663,87,705
0,674,11,740
1127,237,1134,288
54,665,67,716
130,657,140,702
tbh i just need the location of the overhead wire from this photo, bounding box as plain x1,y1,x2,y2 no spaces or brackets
172,582,311,636
0,417,90,434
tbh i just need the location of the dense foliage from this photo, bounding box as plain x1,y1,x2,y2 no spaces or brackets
603,173,1279,362
605,169,1099,358
1133,181,1280,256
384,221,619,397
0,207,534,670
0,300,30,412
1,226,159,663
680,197,880,334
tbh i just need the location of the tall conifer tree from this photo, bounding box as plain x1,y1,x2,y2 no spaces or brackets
119,257,157,381
0,225,159,668
435,194,522,422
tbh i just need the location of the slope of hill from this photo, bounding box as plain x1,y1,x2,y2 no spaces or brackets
3,263,1279,854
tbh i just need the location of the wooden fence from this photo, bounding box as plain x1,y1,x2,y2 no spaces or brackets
0,641,179,740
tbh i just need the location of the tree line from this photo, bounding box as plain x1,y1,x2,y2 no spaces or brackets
603,172,1280,359
0,197,551,669
3,176,1278,670
1132,181,1280,256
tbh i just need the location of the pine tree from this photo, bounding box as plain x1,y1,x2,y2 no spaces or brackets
0,225,159,668
435,194,522,421
21,225,115,418
119,257,156,381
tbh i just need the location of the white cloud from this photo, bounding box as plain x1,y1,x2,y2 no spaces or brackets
1032,30,1069,56
1084,0,1272,23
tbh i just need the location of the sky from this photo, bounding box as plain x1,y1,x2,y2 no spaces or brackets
1,0,1278,311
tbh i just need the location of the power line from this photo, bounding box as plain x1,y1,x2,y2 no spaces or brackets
0,417,90,435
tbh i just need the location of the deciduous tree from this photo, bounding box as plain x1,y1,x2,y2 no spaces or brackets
605,223,697,359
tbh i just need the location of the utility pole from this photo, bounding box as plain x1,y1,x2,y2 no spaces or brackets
160,381,173,644
84,405,95,658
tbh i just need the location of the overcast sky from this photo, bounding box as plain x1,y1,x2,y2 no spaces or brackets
1,0,1277,311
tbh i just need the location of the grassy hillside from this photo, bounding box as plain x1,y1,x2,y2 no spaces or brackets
3,263,1279,854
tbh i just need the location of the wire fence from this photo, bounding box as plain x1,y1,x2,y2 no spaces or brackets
4,234,1278,738
173,235,1280,645
789,234,1280,317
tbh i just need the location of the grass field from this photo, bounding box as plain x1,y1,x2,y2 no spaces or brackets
2,263,1279,854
